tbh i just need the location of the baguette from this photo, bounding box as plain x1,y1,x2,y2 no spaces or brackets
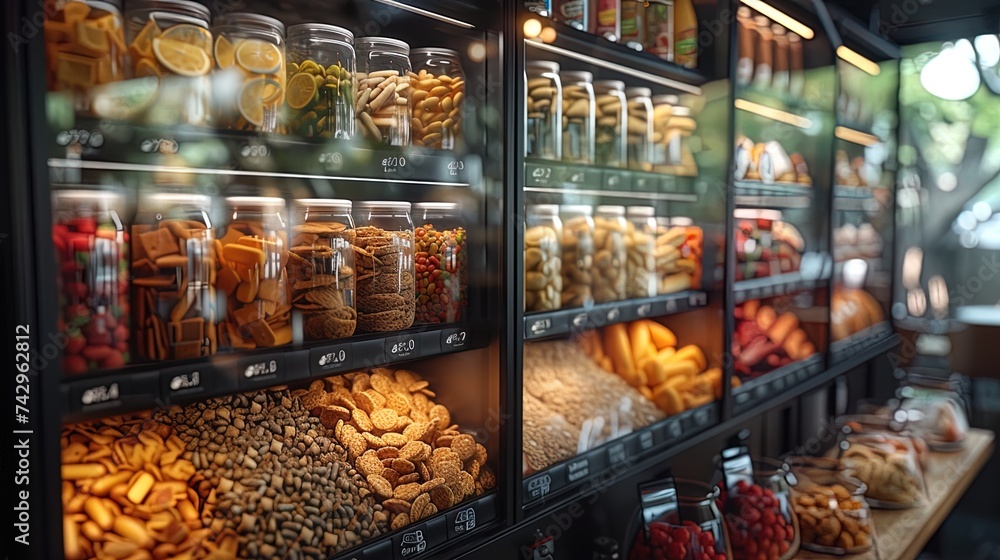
672,345,707,370
604,324,638,386
644,359,698,386
628,321,655,365
651,383,685,415
743,299,760,321
782,329,808,360
647,321,677,349
755,305,777,331
767,312,799,344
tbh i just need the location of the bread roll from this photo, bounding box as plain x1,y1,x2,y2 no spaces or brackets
767,312,799,344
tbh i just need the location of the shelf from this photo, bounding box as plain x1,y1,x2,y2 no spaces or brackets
525,160,698,200
734,179,814,208
829,321,894,363
523,404,720,508
48,118,473,187
523,291,708,340
524,20,708,94
60,323,487,423
733,354,826,414
734,272,826,303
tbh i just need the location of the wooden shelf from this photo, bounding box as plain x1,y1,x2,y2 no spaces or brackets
796,429,996,560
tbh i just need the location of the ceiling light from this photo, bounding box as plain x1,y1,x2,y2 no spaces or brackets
524,18,542,39
837,46,880,76
835,126,879,146
740,0,814,39
735,98,812,129
920,44,981,101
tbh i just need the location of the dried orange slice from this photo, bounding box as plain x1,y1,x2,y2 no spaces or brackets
238,77,281,127
160,24,212,57
135,58,161,78
63,2,91,25
235,39,282,75
152,37,211,76
286,72,317,109
74,20,110,54
214,35,235,69
130,18,161,59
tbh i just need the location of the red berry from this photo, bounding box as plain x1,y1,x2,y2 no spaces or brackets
63,354,88,374
761,526,774,541
773,526,785,543
65,334,87,355
683,520,702,535
667,541,687,560
762,510,776,526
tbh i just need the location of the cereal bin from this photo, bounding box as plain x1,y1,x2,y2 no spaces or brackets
353,201,416,332
132,191,217,361
284,24,356,139
212,13,287,132
218,196,291,349
413,202,467,325
524,204,562,312
52,189,130,375
354,37,412,146
410,48,466,150
289,199,356,341
45,0,127,112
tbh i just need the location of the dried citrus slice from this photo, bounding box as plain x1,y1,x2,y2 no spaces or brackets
160,24,212,56
63,2,91,24
74,20,110,54
135,57,161,78
286,72,317,109
152,37,211,77
214,35,235,69
130,18,161,59
238,77,281,127
235,39,282,74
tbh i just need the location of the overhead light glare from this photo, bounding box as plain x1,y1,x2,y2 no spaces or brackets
740,0,814,39
372,0,475,28
734,98,812,129
835,126,878,146
524,18,543,39
837,46,881,76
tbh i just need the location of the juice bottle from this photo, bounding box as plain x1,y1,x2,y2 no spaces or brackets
674,0,697,68
593,0,621,40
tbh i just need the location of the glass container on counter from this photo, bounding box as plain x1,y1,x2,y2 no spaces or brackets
212,13,287,132
792,469,875,554
413,202,467,325
840,431,927,508
218,196,290,350
45,0,126,111
644,0,674,61
561,70,596,165
723,460,801,560
594,80,627,168
525,204,562,312
410,48,466,150
353,201,415,332
625,87,654,171
355,37,411,146
284,24,355,139
289,199,356,341
593,205,628,303
132,191,216,361
124,0,212,126
526,60,562,160
560,205,595,308
53,189,130,375
628,479,732,560
626,206,657,298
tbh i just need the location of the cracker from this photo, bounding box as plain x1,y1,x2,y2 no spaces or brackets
352,409,374,432
429,404,451,430
357,451,383,477
392,458,415,475
420,478,446,493
371,408,399,431
382,433,408,447
410,492,430,522
429,484,454,510
401,441,432,463
370,373,396,395
362,432,387,449
451,434,476,461
376,447,399,460
385,393,411,417
380,468,400,486
367,474,393,499
381,499,412,514
394,483,421,502
397,472,421,485
390,512,410,531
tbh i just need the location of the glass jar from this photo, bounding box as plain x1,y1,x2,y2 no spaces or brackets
594,80,627,168
644,0,675,61
212,13,287,132
561,71,596,164
554,0,588,30
840,432,927,508
132,192,216,361
124,0,212,126
526,60,562,160
625,87,654,171
355,37,411,146
413,202,467,325
626,206,657,298
792,469,875,555
724,460,801,560
668,106,698,176
628,479,733,560
898,375,970,451
218,196,290,350
353,201,415,332
45,0,127,110
52,190,130,375
654,216,691,295
559,205,595,308
651,94,677,173
525,204,562,312
593,205,628,303
289,199,356,341
284,24,355,139
410,48,466,151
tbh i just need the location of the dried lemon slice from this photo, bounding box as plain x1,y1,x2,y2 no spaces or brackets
130,18,161,59
134,58,161,78
160,24,213,57
214,35,235,69
74,20,111,54
286,72,318,110
152,37,211,77
239,77,282,127
235,39,282,75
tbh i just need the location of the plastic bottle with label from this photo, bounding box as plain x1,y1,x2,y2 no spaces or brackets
554,0,588,30
673,0,697,68
592,0,621,41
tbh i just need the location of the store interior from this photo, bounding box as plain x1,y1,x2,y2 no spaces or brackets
2,0,1000,559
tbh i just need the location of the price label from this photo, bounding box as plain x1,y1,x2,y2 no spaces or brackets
312,344,352,374
608,442,627,464
634,174,656,192
636,303,652,318
528,318,552,337
238,354,285,387
385,335,419,360
169,371,201,392
606,308,621,323
240,143,270,159
566,457,590,482
694,408,710,426
774,376,786,391
448,160,465,176
442,329,468,350
81,383,119,406
526,472,554,500
244,360,279,378
571,313,589,328
736,392,750,404
662,175,677,192
56,129,104,149
639,430,655,450
140,138,178,154
666,420,683,440
665,298,678,313
527,164,555,186
382,156,406,173
318,152,344,170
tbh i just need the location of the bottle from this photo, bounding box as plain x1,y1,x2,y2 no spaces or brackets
593,0,621,41
673,0,697,68
554,0,588,30
619,1,645,48
644,0,674,61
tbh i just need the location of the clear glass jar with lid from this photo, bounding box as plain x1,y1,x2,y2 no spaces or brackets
667,105,698,176
52,189,131,375
526,60,562,160
132,191,217,361
525,204,562,312
593,205,628,303
353,201,415,332
561,70,596,164
625,87,654,171
355,37,412,146
218,196,290,350
654,215,693,295
651,94,677,173
410,48,466,151
125,0,213,126
45,0,126,111
594,80,627,168
626,206,657,298
626,479,733,560
413,202,467,324
212,13,287,132
284,24,356,139
644,0,675,61
559,205,595,308
289,199,356,341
